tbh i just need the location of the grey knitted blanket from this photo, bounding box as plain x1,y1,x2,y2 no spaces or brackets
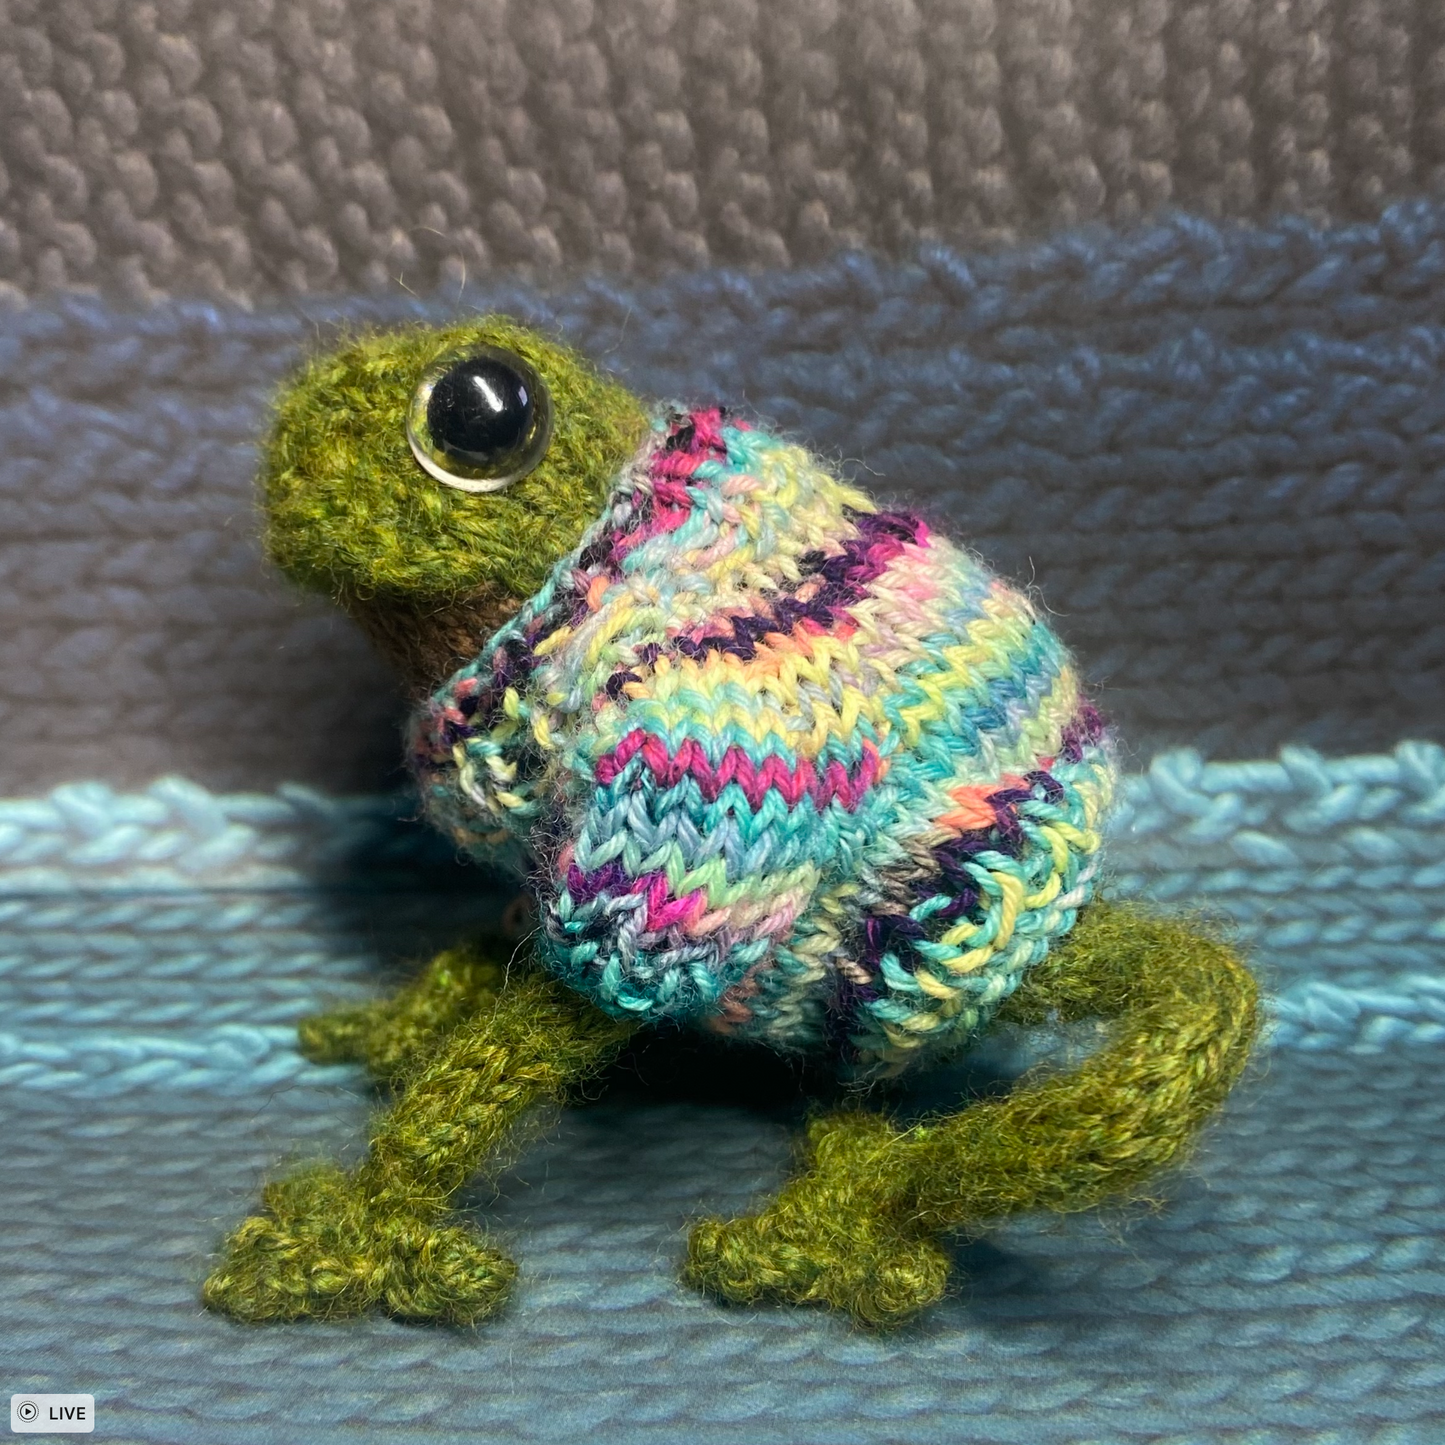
3,0,1444,299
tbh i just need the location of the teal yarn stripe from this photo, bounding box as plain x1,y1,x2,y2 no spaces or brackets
1108,742,1445,984
0,1025,356,1095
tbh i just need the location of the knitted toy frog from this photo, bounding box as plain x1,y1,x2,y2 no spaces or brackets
203,319,1259,1328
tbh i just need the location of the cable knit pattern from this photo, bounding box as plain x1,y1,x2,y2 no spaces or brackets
411,411,1114,1070
7,0,1445,301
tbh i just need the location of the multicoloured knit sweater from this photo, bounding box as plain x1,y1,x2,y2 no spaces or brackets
412,409,1116,1074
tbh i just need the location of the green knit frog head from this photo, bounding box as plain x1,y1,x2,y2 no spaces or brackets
261,316,648,686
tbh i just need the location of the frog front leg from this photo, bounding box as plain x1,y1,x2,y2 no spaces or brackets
205,962,638,1324
296,939,512,1087
685,900,1260,1326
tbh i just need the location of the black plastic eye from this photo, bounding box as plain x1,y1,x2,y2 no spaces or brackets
406,344,553,492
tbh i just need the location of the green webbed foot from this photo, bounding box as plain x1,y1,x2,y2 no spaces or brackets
684,1112,951,1326
208,961,637,1325
203,1165,517,1325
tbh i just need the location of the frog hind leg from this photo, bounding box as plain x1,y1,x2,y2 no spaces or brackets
684,899,1261,1326
296,939,511,1087
205,962,638,1325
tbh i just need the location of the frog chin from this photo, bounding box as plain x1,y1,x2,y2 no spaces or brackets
339,583,524,698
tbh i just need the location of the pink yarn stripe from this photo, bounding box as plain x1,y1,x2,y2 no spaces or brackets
595,732,883,811
608,409,731,562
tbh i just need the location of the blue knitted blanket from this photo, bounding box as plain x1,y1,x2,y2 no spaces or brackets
5,202,1445,797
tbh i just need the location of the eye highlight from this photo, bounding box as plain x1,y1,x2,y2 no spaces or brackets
406,344,554,492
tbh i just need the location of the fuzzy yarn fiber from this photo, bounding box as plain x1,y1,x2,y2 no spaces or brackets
262,317,648,606
413,410,1115,1072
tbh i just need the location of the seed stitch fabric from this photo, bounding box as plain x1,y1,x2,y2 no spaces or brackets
412,410,1115,1071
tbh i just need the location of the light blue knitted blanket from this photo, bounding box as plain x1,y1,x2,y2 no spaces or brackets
3,744,1442,1095
2,746,1442,1443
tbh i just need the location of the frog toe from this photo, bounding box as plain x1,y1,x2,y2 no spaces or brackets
684,1209,949,1327
203,1165,516,1325
372,1220,518,1325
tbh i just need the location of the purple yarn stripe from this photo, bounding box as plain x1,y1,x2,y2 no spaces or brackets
1060,702,1106,763
667,509,925,664
855,761,1084,979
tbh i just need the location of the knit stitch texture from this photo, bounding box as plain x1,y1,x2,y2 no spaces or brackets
411,409,1114,1069
2,0,1442,1421
2,742,1442,1100
3,0,1445,301
4,202,1443,796
0,823,1441,1438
